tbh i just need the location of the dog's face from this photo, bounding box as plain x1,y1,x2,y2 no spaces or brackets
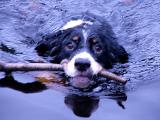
36,15,128,89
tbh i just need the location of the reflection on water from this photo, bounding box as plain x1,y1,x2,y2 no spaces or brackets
65,94,99,117
65,93,127,117
1,73,160,120
0,73,47,93
0,73,127,118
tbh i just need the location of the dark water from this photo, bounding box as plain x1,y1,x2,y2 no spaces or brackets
0,0,160,120
0,75,160,120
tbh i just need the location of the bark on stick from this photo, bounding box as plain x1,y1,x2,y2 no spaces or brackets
0,61,127,84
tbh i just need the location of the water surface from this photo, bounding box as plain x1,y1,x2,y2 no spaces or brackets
0,0,160,120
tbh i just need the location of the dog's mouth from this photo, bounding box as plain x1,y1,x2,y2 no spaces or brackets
69,75,94,89
61,60,99,89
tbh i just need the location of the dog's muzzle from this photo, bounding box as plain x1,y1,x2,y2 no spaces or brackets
62,52,102,89
69,58,93,89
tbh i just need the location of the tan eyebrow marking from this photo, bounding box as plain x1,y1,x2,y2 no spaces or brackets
72,36,80,41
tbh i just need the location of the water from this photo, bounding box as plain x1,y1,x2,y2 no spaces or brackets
0,80,160,120
0,0,160,120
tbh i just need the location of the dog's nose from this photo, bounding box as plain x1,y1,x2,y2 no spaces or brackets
75,58,91,72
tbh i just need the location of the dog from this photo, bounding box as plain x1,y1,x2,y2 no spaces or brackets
35,12,128,89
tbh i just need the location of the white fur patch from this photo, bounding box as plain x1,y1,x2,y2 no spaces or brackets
60,19,93,30
64,51,102,77
82,30,88,43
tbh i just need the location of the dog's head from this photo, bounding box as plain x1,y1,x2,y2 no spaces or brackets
35,13,128,89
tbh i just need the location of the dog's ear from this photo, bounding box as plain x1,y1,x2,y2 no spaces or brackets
35,31,63,57
110,44,128,64
35,40,50,56
116,45,128,63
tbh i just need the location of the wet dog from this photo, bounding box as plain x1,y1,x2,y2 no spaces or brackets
35,13,128,89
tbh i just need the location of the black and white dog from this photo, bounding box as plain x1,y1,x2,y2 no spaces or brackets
35,13,128,89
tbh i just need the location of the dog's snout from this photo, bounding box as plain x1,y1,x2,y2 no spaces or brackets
75,58,91,71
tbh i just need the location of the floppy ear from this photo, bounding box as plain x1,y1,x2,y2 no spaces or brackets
116,45,128,63
35,31,63,57
110,44,128,64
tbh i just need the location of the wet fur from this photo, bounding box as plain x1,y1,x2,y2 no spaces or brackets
35,13,128,70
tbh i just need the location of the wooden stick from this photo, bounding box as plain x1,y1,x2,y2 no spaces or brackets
0,61,63,71
99,70,128,84
0,60,127,84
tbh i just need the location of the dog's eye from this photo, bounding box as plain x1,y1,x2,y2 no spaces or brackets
65,42,75,50
89,37,97,44
93,44,103,53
